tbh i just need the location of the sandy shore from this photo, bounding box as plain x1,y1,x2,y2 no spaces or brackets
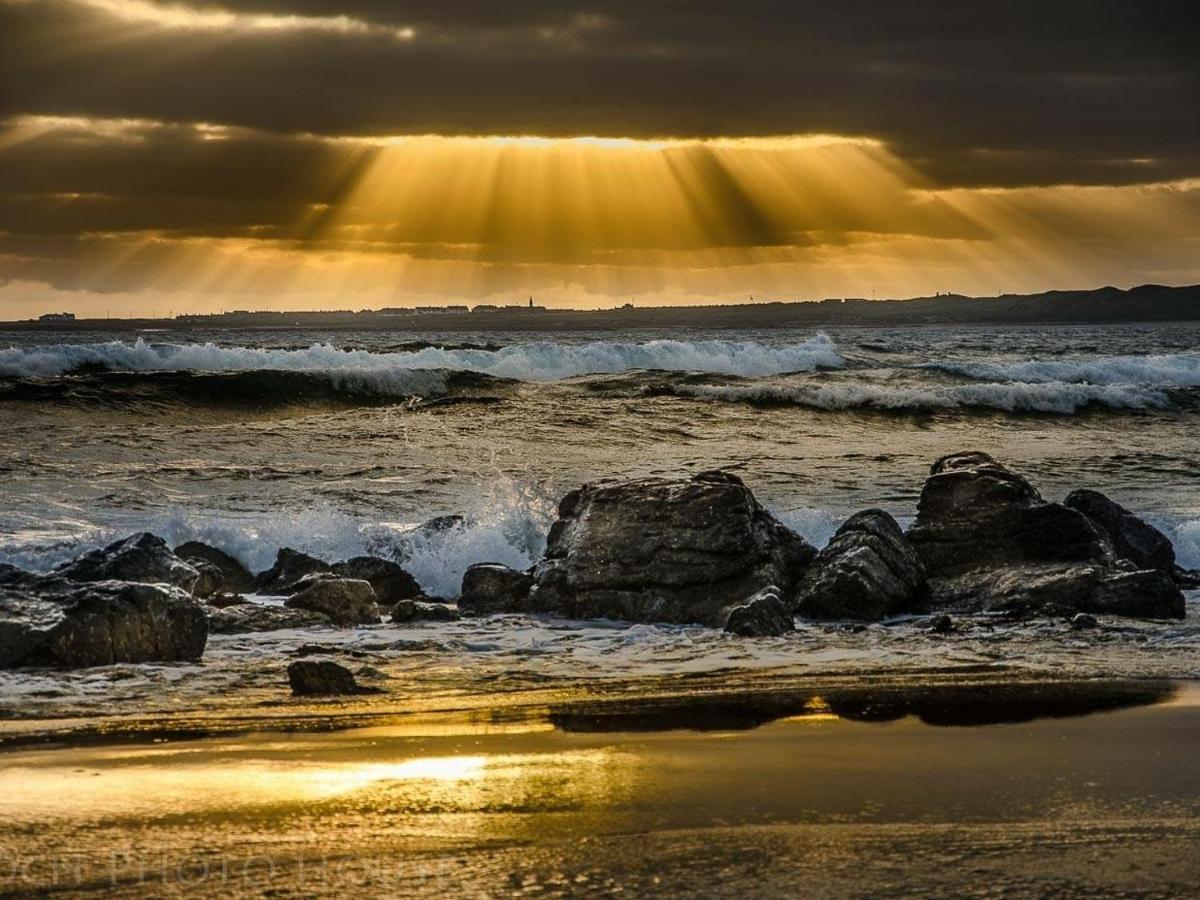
1,679,1197,897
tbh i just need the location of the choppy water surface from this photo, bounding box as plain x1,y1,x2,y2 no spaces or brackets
2,323,1200,726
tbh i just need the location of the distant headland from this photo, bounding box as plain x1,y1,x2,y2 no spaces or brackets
6,284,1200,332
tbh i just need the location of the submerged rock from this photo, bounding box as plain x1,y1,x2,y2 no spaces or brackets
526,471,816,626
1071,612,1100,630
284,577,379,626
208,603,331,634
0,579,207,669
1063,489,1178,579
174,541,255,594
458,563,534,615
332,556,422,605
908,452,1184,620
390,599,460,623
793,510,925,621
723,587,794,636
55,533,200,593
287,659,380,696
255,548,331,594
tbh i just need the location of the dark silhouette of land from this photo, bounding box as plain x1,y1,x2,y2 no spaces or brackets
6,284,1200,332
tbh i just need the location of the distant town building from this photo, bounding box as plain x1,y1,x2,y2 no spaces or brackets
413,305,469,315
39,312,76,322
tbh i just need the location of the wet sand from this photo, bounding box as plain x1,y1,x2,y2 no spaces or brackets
2,680,1198,898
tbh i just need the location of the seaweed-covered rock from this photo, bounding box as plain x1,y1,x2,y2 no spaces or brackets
0,579,207,669
55,533,200,592
332,556,422,605
284,577,379,626
390,599,461,623
794,510,925,621
287,660,380,696
526,471,816,626
208,603,331,634
175,541,255,594
255,548,331,594
458,563,533,615
724,587,794,636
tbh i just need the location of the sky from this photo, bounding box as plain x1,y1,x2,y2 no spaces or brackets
1,0,1198,316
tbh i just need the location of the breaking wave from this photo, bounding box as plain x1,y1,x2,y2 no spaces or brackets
0,335,845,381
928,352,1200,387
662,380,1176,414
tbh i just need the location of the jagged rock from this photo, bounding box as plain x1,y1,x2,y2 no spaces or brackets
287,660,380,696
391,599,460,623
208,603,331,634
284,577,379,626
332,556,422,605
188,560,226,599
174,541,255,594
458,563,534,615
54,533,200,592
526,471,817,626
793,510,925,621
0,580,207,669
254,548,331,594
908,452,1184,620
723,587,794,636
1064,489,1177,577
206,592,248,608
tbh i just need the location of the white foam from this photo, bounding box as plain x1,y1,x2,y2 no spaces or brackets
929,353,1200,387
0,335,844,381
670,380,1171,414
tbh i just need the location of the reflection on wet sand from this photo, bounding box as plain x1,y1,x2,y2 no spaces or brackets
1,680,1197,897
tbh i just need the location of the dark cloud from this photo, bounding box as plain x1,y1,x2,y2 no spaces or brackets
1,0,1197,188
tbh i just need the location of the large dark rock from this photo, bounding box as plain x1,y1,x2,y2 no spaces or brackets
526,471,817,626
724,587,794,636
255,548,331,594
391,599,460,623
54,533,200,593
907,453,1107,574
908,452,1185,620
287,660,380,696
174,541,255,594
458,563,534,615
332,556,422,605
1063,489,1177,577
0,579,207,669
284,577,379,626
208,603,332,634
794,510,925,621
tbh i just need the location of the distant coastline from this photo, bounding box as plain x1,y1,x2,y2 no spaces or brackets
5,283,1200,332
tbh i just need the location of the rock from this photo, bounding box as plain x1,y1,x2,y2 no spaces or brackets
458,563,534,615
0,580,207,669
907,452,1107,575
208,603,331,634
188,560,226,599
526,471,816,626
908,452,1184,620
1063,489,1177,578
284,577,379,626
390,599,461,623
927,614,955,634
287,660,380,696
793,510,925,621
1071,613,1099,630
174,541,255,594
254,548,332,594
54,533,200,592
723,587,794,636
206,592,248,608
331,556,422,605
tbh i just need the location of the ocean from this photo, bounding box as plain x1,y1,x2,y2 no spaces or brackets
2,323,1199,724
